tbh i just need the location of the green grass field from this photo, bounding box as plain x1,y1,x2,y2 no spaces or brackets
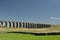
0,33,60,40
0,25,60,40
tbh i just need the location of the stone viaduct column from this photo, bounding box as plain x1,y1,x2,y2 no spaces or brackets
28,23,29,28
21,22,23,28
16,22,18,28
0,21,3,26
32,23,33,28
18,22,20,28
25,23,28,28
7,21,13,28
14,22,16,28
26,23,28,28
3,21,7,27
7,21,10,28
14,22,19,28
23,22,26,28
3,21,5,27
34,23,36,28
24,23,26,28
12,22,15,28
22,22,24,28
11,22,13,28
35,24,37,28
28,23,32,28
19,22,21,28
23,22,27,28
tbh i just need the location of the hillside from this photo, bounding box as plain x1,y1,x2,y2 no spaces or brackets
0,25,60,33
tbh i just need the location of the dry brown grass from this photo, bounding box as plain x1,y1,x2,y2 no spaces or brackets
0,25,60,33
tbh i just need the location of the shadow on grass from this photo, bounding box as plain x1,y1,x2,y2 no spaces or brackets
7,32,60,36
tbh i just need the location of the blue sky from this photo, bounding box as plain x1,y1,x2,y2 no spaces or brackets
0,0,60,24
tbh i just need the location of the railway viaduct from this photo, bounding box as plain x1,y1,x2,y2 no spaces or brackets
0,20,51,28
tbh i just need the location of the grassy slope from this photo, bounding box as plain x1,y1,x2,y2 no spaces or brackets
0,25,60,40
0,33,60,40
0,25,60,33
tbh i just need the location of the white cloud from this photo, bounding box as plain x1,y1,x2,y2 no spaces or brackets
49,17,60,20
